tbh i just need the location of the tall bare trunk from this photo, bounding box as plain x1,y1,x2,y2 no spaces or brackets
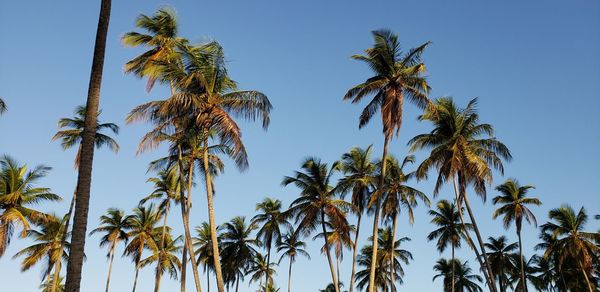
53,189,76,292
202,132,225,292
207,269,210,292
186,154,203,291
369,135,389,292
64,1,111,290
104,243,116,292
451,244,455,292
155,204,169,292
52,253,62,292
349,214,361,292
389,213,398,292
517,228,527,292
579,260,594,292
181,239,187,292
321,211,340,292
287,258,293,292
154,256,163,292
132,262,140,292
265,243,271,291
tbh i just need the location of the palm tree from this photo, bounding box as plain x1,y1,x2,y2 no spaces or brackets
246,253,277,289
220,216,261,291
428,200,472,292
41,275,65,292
64,0,112,289
337,145,377,292
252,198,290,290
492,179,541,291
194,222,220,292
314,221,354,290
433,259,483,292
540,205,599,292
509,255,542,292
124,205,162,292
283,158,352,292
0,155,60,257
320,282,347,292
409,97,511,291
276,231,310,292
344,29,430,292
13,214,69,287
90,208,131,292
485,236,518,292
0,97,6,114
377,155,429,291
140,232,183,292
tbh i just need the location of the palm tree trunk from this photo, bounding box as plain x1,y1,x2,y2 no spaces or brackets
369,135,389,292
235,276,239,292
104,243,116,292
517,228,527,292
207,269,210,292
349,214,361,292
578,260,594,292
452,178,496,292
156,205,169,292
132,263,140,292
64,1,111,290
202,132,225,292
154,258,163,292
321,211,340,292
451,244,455,292
53,189,76,292
177,146,203,292
389,213,398,292
52,253,62,292
499,259,505,292
287,258,293,292
265,244,271,291
186,154,204,292
181,239,188,292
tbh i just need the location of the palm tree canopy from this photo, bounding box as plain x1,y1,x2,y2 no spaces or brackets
492,178,541,231
124,205,163,264
140,232,182,280
89,208,131,257
193,221,220,272
336,145,377,215
344,29,431,138
0,97,6,114
252,198,291,249
433,258,483,292
427,199,472,253
276,231,310,264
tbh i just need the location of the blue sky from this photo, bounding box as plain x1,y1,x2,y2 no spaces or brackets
1,0,599,291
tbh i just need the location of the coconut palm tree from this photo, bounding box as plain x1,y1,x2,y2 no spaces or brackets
344,29,430,292
13,214,69,287
509,255,542,292
433,259,483,292
41,275,65,292
377,154,429,291
283,158,352,292
140,232,183,292
252,198,290,290
124,205,162,292
0,97,6,114
276,231,310,292
220,216,261,292
0,155,60,257
246,253,277,289
529,254,558,292
428,200,473,292
492,179,541,291
337,145,377,292
194,222,220,292
65,1,112,289
485,236,518,292
409,97,511,291
320,283,347,292
540,205,599,292
90,208,132,292
314,221,354,290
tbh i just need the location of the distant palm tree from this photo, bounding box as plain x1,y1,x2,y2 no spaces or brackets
220,216,261,292
485,236,518,292
377,154,429,291
258,282,281,292
41,275,65,292
314,221,353,290
492,179,541,291
283,158,352,292
252,198,290,290
428,200,472,292
141,232,183,292
529,253,559,291
344,29,430,292
0,97,6,114
194,222,220,292
433,259,483,292
409,97,511,292
509,255,541,292
540,205,599,292
337,146,377,292
276,231,310,292
246,253,277,289
90,208,132,292
0,155,60,257
320,282,347,292
13,214,69,287
124,205,162,292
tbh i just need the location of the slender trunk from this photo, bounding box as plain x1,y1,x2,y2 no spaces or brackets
451,244,455,292
202,132,225,292
104,244,116,292
207,269,210,292
452,178,495,292
369,135,389,292
64,1,111,290
132,263,140,292
517,228,527,292
265,244,271,291
287,259,293,292
349,214,361,292
578,260,594,292
321,211,340,292
235,276,239,292
53,189,76,292
499,258,505,292
181,238,188,292
155,205,169,292
160,202,169,249
259,277,263,291
336,256,341,290
389,213,398,292
154,258,163,292
186,154,203,291
178,146,203,292
52,253,62,292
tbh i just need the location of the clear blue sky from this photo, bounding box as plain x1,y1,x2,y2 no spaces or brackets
1,1,599,291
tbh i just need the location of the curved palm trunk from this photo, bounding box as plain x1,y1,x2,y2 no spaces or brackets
132,262,141,292
202,133,225,292
287,258,293,292
177,146,203,292
186,154,204,291
516,228,527,292
64,1,111,290
389,213,398,292
451,244,455,292
349,214,361,292
53,189,76,292
104,243,117,292
321,211,340,292
578,260,594,292
181,240,188,292
369,135,389,292
52,253,62,292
